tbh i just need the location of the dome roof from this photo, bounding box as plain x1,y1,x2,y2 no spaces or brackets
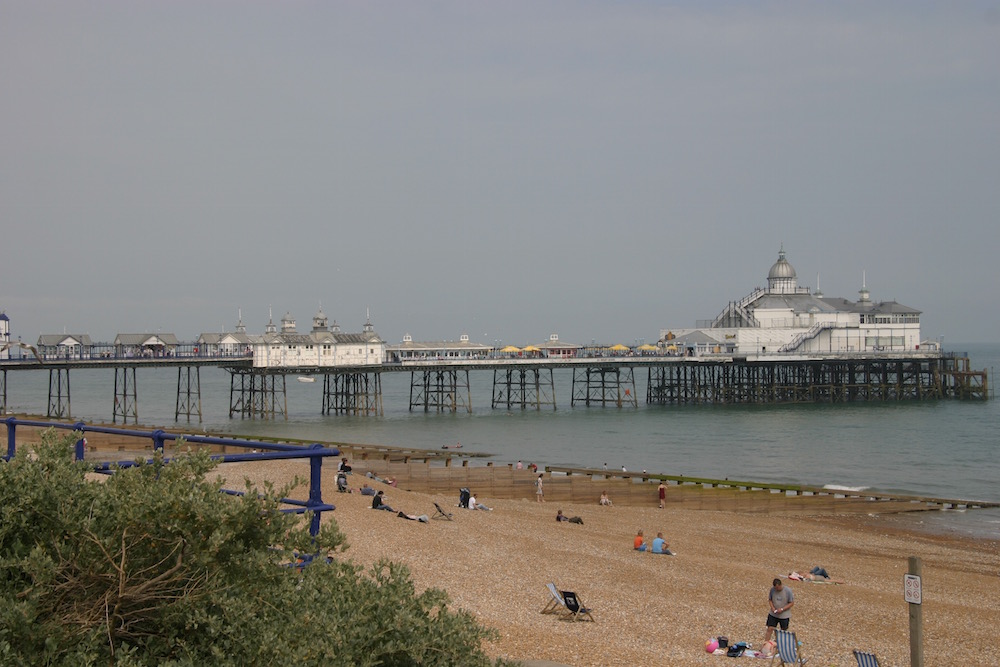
767,248,797,280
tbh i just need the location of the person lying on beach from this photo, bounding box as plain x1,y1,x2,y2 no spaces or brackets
651,532,674,555
359,483,376,496
633,529,647,551
600,491,613,506
396,511,430,523
788,566,843,583
556,509,583,525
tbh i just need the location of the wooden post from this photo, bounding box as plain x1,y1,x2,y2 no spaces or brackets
907,556,923,667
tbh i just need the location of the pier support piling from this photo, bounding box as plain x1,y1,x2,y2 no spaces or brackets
491,367,556,410
112,367,137,424
571,366,637,408
322,371,384,415
175,365,202,422
408,369,471,412
47,367,71,418
227,370,287,420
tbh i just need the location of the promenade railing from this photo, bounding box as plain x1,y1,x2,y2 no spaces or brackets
2,417,339,537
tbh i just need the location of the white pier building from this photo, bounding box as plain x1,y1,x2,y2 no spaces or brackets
251,309,386,368
661,248,926,356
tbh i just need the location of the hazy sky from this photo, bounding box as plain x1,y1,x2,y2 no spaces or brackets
3,1,998,346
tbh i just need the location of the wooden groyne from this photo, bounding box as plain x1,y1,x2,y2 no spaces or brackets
346,460,999,515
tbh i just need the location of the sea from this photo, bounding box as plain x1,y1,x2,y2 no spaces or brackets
4,343,999,540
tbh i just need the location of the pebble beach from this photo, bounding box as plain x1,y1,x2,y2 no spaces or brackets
220,457,1000,667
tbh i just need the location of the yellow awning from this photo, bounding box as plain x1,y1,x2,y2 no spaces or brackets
609,344,630,352
638,344,658,351
522,345,541,352
499,345,521,353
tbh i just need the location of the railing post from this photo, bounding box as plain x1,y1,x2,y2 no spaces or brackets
73,421,87,461
308,444,325,537
5,417,16,459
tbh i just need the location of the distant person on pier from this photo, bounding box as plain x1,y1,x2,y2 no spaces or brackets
658,481,667,509
535,473,545,502
600,491,613,506
516,460,523,470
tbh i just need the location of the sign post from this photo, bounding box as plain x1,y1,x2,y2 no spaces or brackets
906,556,923,667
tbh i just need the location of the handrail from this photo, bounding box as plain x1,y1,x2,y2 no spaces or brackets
2,417,340,536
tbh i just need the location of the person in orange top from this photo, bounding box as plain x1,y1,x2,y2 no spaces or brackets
633,529,647,552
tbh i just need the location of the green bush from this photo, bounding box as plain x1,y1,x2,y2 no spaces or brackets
0,429,513,666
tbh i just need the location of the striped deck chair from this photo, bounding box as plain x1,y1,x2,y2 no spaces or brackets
853,649,880,667
773,629,807,665
559,590,595,622
541,583,567,615
432,502,453,520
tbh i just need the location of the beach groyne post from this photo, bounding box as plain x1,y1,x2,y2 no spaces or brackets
907,556,924,667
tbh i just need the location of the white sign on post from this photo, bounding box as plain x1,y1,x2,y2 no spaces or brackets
904,573,922,605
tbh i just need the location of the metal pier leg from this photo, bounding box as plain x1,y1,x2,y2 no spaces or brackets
47,367,71,418
113,367,138,424
175,365,202,422
0,370,6,414
229,370,251,418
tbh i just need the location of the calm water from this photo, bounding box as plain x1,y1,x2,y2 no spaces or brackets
5,344,998,538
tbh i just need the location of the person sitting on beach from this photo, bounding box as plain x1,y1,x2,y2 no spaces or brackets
385,476,397,487
359,483,376,496
633,529,647,552
371,490,394,512
650,532,674,555
600,491,613,506
556,509,583,525
468,492,492,511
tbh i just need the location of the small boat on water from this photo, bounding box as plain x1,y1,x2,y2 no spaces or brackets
296,376,316,383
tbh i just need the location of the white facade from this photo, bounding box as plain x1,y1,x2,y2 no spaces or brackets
0,312,9,360
660,248,923,356
386,334,493,362
251,309,386,368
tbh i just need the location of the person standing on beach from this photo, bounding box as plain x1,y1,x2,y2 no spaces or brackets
535,473,544,502
765,578,794,642
658,481,666,509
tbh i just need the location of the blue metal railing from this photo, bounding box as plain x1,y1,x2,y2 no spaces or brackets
3,417,339,537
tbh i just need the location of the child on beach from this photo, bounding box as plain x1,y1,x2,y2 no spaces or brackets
535,473,544,502
633,530,647,551
600,491,613,506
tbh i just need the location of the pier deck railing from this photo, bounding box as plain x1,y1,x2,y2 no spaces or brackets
2,417,340,536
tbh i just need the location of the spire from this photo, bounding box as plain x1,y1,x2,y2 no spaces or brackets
858,271,871,303
814,272,823,299
236,307,246,333
265,305,277,334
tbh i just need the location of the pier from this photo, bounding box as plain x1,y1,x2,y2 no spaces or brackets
0,351,988,423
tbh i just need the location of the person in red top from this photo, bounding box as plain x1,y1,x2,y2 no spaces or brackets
633,529,647,551
658,482,667,509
